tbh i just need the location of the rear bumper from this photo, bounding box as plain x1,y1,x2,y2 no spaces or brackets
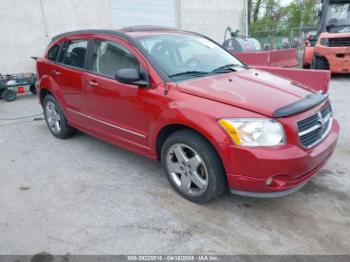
225,119,339,197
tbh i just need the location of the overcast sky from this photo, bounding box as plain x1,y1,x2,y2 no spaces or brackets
280,0,293,6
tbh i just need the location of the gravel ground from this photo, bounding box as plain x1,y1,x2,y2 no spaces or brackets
0,76,349,255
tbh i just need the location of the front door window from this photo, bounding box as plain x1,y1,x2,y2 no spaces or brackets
92,40,140,78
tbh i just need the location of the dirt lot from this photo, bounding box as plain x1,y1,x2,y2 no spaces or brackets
0,76,349,255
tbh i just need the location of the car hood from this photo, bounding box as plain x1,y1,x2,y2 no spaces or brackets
176,69,313,117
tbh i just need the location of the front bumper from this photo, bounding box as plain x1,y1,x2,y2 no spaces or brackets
316,46,350,73
230,182,308,198
225,119,339,197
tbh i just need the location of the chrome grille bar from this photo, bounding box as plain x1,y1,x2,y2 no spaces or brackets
297,104,333,148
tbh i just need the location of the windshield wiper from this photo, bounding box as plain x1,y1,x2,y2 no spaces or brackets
169,65,247,78
211,64,247,73
169,71,209,78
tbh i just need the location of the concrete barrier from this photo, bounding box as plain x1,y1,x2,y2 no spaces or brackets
254,66,331,94
234,52,270,66
269,49,298,68
233,48,298,68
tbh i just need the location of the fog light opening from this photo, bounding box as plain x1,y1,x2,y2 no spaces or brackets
265,177,273,186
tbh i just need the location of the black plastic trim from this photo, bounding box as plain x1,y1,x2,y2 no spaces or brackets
273,93,329,118
52,42,65,64
230,182,307,198
85,40,94,71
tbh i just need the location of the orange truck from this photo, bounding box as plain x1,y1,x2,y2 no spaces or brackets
303,0,350,73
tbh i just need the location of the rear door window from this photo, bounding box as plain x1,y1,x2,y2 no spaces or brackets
61,40,88,69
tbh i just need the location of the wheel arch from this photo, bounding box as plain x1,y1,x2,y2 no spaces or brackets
39,87,53,105
37,74,65,109
313,52,330,69
155,123,229,195
156,124,191,158
155,123,228,178
314,52,327,59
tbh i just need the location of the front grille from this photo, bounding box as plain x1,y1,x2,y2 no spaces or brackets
297,104,333,148
329,38,350,47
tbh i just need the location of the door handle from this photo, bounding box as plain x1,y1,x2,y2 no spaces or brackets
52,70,61,76
87,80,99,87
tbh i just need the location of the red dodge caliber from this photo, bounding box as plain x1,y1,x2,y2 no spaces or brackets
36,27,339,203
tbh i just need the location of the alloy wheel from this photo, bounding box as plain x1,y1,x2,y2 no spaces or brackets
45,101,62,134
165,143,209,196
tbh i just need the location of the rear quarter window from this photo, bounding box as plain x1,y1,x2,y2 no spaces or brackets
47,44,60,62
57,40,88,69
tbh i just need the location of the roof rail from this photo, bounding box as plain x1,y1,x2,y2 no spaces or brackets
50,26,179,43
120,25,177,32
50,29,127,43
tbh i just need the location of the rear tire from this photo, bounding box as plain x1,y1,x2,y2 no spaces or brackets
161,129,226,203
0,88,7,99
2,89,17,102
43,95,75,139
30,85,37,95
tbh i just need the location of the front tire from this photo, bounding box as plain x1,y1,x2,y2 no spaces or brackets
43,95,75,139
311,55,329,70
161,130,226,203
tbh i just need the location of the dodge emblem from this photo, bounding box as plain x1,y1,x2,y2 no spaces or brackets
318,112,325,130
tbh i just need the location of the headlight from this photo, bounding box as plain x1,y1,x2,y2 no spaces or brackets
218,118,286,146
320,38,329,46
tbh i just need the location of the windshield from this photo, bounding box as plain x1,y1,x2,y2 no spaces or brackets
137,34,245,80
327,3,350,32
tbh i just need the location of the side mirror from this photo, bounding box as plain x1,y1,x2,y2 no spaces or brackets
115,68,148,87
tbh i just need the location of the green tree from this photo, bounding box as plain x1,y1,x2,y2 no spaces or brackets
283,0,319,29
249,0,319,37
249,0,283,36
248,0,268,24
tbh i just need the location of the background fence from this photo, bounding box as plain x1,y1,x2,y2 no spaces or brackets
249,27,319,51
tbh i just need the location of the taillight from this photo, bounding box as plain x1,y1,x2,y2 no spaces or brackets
17,86,25,94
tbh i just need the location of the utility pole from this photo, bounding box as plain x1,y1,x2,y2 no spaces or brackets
300,0,305,45
39,0,50,42
245,0,249,38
